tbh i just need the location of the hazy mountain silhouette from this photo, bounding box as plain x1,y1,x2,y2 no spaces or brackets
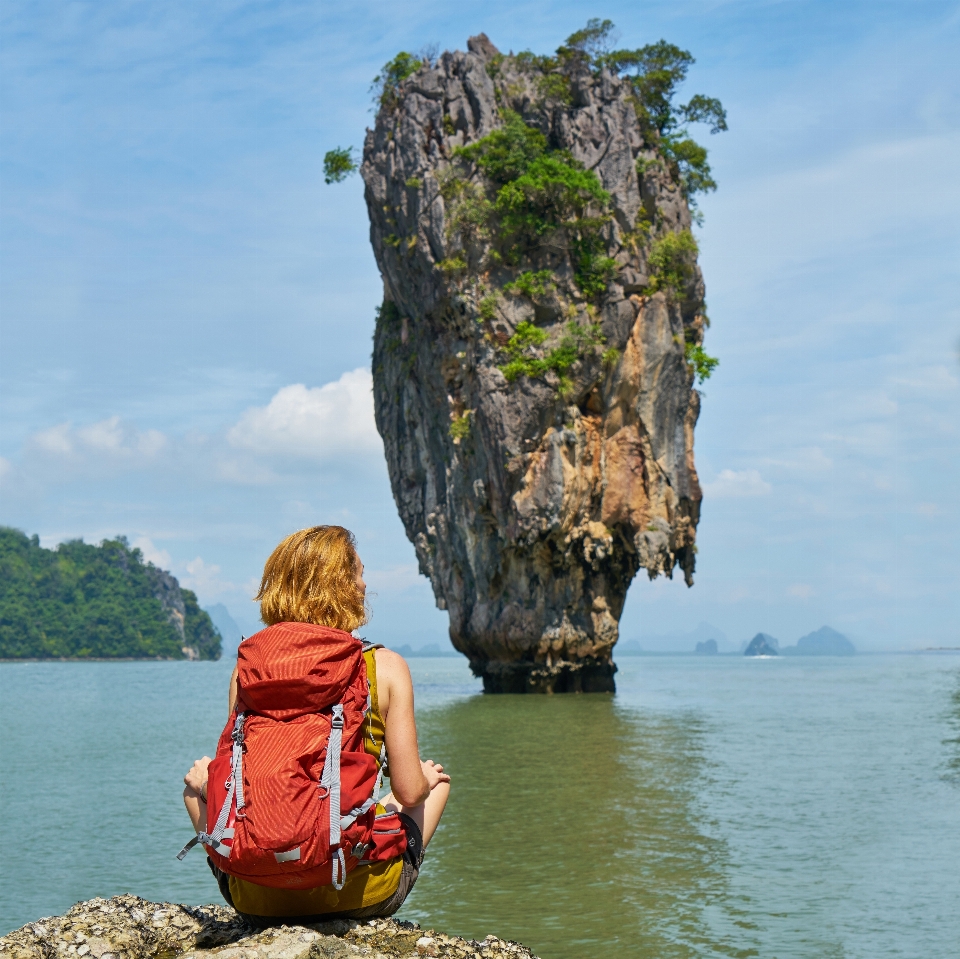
744,633,780,656
782,626,855,656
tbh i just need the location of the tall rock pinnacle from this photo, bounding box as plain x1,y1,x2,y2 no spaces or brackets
361,33,712,692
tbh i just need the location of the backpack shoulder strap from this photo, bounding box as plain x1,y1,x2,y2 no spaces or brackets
360,641,383,653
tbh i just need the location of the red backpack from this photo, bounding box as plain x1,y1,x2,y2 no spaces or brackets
178,622,407,889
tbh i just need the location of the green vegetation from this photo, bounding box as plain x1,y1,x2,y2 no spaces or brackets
478,294,499,323
499,320,606,395
517,20,727,210
449,411,472,442
437,172,492,245
685,342,719,383
450,109,614,298
599,38,726,209
437,254,467,275
323,147,357,184
536,71,573,104
333,21,722,392
455,110,549,184
645,229,699,298
560,18,619,61
371,51,423,108
602,346,621,368
0,528,221,660
503,270,555,299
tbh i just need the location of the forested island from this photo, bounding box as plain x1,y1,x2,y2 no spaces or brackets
0,527,221,660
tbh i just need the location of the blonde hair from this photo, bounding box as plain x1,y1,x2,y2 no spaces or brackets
256,526,367,631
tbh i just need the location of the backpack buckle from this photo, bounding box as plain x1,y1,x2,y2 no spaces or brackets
351,842,369,860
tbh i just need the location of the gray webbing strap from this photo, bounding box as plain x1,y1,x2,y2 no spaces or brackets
231,712,247,813
318,703,346,889
176,835,199,860
331,847,346,890
178,713,245,860
274,847,301,863
319,704,345,846
209,712,246,846
373,742,386,803
340,796,376,831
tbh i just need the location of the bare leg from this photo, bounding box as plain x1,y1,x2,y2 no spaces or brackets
380,782,450,847
183,785,206,834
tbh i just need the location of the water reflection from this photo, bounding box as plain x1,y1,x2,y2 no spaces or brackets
400,693,753,959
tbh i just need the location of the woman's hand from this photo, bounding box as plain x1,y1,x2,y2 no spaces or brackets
184,757,212,802
421,759,451,791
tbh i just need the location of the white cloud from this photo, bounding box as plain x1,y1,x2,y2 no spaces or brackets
703,469,773,499
227,368,381,458
365,564,424,593
893,364,960,395
761,447,833,474
28,416,168,463
33,423,74,454
180,556,234,599
132,536,172,569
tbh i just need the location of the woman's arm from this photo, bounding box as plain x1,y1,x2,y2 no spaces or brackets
376,647,449,806
228,664,238,715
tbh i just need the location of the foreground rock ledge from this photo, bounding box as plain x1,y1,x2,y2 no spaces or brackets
0,896,539,959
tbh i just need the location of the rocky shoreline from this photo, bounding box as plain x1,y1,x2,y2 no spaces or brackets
0,896,538,959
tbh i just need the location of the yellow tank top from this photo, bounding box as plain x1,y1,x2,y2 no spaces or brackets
226,647,403,917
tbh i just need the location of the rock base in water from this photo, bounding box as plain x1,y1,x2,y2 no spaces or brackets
0,895,539,959
478,657,617,694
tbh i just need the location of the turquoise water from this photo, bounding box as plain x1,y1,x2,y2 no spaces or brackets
1,654,958,957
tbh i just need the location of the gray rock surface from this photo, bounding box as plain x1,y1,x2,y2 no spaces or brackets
0,896,538,959
363,35,706,692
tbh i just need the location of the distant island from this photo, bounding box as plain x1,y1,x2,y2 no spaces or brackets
393,642,462,659
744,633,780,656
0,527,221,660
783,626,855,656
744,626,856,657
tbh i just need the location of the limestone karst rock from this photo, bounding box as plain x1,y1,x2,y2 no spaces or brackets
362,34,709,692
0,895,539,958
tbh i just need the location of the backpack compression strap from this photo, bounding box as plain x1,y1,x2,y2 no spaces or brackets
176,711,246,861
319,703,347,889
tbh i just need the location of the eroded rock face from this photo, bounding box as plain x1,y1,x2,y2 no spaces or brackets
0,896,539,959
363,35,705,692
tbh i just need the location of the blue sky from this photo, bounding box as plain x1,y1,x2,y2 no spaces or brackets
1,0,958,651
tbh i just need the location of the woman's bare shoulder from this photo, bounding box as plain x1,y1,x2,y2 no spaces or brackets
374,646,411,680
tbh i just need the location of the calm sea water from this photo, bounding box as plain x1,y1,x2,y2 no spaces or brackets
1,653,958,958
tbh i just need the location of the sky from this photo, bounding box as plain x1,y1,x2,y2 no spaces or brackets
1,0,958,652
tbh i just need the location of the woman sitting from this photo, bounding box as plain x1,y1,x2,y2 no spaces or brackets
181,525,450,926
